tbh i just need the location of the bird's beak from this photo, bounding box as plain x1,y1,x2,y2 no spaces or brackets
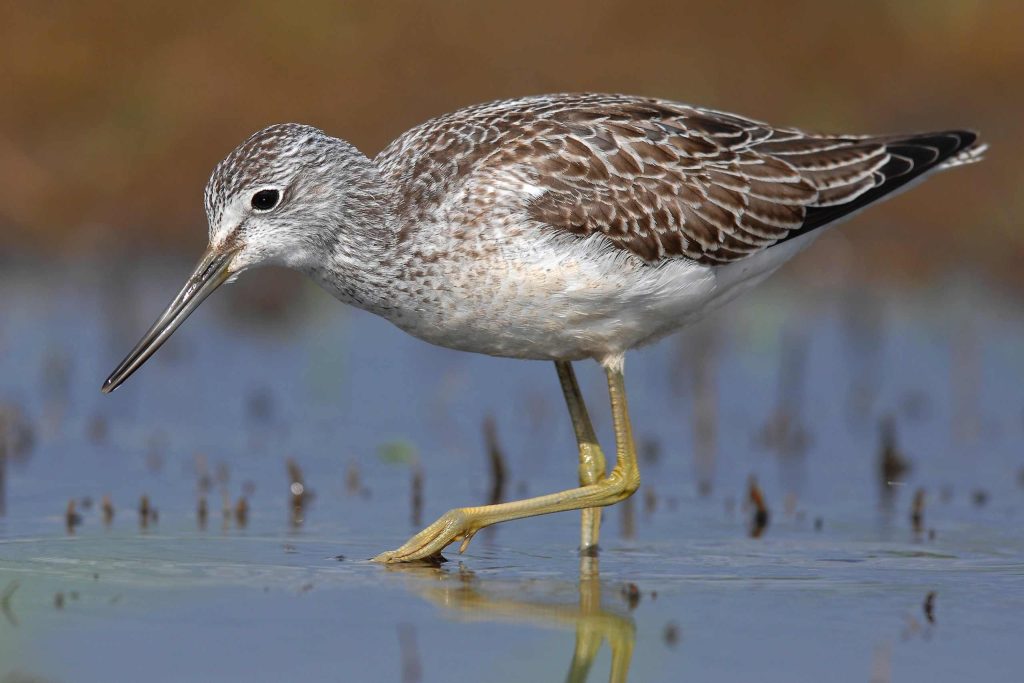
101,246,237,394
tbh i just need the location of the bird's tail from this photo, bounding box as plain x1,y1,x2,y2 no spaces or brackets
937,134,988,169
797,130,985,234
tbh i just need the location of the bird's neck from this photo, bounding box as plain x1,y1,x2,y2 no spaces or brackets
299,149,403,316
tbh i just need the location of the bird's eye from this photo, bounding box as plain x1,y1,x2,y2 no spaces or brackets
251,189,280,211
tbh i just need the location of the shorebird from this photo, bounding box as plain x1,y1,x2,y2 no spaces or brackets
101,93,985,562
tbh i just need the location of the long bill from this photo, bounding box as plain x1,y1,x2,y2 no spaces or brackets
101,246,237,394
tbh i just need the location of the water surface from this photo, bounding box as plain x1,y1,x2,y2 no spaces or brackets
1,257,1022,682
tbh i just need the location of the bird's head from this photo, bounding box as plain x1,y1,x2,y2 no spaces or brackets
101,123,382,393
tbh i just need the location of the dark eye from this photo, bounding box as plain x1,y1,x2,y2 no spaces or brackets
251,189,280,211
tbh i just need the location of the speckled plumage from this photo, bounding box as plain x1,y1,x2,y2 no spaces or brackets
203,93,984,363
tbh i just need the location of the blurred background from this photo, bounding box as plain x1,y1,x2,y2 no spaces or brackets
3,3,1024,682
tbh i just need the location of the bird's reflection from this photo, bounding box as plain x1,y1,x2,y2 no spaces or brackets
386,555,635,683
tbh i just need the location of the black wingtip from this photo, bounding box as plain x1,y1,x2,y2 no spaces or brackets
791,128,984,239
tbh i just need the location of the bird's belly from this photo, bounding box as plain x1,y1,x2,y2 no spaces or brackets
382,233,816,361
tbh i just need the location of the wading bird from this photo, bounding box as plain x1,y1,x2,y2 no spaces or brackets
102,94,984,562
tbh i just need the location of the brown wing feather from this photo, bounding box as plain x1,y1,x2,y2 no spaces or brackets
511,98,981,265
377,94,983,263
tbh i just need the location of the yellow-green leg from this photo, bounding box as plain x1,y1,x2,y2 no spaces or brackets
555,361,608,553
373,357,640,563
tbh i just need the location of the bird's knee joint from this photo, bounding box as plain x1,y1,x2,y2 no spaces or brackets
622,474,640,498
607,471,640,500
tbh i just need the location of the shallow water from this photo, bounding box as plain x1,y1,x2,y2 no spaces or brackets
1,257,1023,682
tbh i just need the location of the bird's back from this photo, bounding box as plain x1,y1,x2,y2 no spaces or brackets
374,93,983,265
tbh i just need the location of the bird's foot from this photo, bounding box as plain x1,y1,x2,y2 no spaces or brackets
373,508,483,563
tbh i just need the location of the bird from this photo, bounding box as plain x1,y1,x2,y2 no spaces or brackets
101,93,985,562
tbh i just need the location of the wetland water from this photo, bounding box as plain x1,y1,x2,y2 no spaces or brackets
1,255,1022,682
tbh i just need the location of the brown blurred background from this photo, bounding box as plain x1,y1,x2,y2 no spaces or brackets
2,0,1021,282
